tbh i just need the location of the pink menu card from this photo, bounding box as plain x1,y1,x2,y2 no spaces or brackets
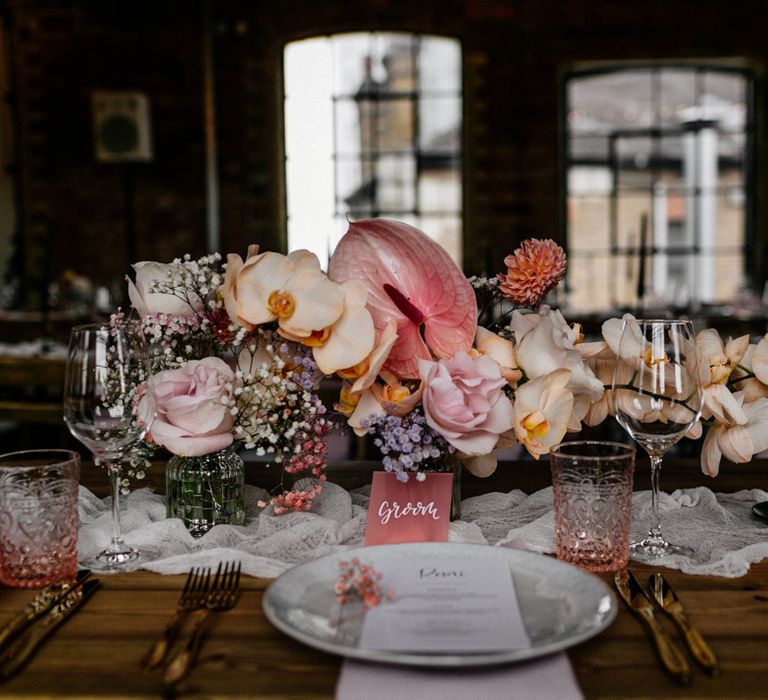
364,471,454,546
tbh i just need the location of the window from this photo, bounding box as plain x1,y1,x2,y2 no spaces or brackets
284,32,462,267
564,66,753,313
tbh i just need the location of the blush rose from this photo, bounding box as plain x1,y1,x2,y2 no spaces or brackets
141,357,236,457
418,352,514,455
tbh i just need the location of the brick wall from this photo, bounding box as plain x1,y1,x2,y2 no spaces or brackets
5,0,768,307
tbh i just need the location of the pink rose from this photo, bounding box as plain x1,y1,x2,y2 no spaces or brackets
142,357,236,457
418,352,515,455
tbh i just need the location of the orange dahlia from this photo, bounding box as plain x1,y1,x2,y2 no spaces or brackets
497,239,567,307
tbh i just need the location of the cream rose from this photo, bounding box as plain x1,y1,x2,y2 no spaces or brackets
127,261,206,319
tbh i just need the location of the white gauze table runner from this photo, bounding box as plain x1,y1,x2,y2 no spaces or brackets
77,482,768,578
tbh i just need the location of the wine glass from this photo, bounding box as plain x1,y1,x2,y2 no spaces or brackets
611,319,703,561
64,322,153,569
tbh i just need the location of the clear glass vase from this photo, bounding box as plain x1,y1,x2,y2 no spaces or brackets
166,445,246,537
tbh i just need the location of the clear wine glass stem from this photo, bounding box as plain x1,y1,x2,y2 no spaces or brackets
94,458,138,566
107,461,125,552
646,453,664,544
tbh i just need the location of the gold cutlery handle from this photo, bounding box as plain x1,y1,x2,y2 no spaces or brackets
637,608,691,684
675,614,720,673
142,609,186,670
163,610,212,686
0,580,98,681
0,572,89,652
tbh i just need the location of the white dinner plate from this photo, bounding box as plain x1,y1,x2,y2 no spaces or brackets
262,542,617,667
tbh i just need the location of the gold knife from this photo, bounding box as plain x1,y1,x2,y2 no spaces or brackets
614,570,691,685
0,578,99,681
649,572,720,674
0,570,91,653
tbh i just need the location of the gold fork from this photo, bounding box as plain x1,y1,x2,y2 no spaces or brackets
142,567,211,670
163,562,242,686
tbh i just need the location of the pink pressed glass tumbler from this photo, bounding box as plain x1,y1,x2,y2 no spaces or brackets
550,441,635,573
0,450,80,588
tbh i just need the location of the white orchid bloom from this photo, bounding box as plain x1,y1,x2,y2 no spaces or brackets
513,368,574,459
701,394,768,476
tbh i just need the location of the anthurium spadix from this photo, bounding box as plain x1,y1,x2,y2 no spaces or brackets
328,219,477,379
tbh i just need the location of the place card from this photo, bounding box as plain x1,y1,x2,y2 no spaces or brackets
364,472,453,546
358,555,530,653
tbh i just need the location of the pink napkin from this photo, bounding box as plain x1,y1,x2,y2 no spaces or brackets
336,653,583,700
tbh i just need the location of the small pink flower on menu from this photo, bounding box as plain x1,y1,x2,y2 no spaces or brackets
418,351,514,456
140,357,236,457
497,239,566,307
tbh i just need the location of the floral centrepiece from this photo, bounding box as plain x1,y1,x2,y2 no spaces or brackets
120,218,768,535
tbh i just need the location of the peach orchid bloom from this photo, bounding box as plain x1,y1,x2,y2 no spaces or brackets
701,393,768,476
475,327,523,388
338,320,398,395
730,339,768,402
751,335,768,384
328,219,477,379
513,368,574,459
280,279,376,375
223,249,344,338
221,244,261,328
510,307,603,430
696,329,749,424
344,373,423,437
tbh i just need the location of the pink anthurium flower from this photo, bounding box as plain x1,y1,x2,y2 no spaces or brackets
328,219,477,379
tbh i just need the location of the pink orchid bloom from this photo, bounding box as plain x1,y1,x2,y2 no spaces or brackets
328,219,477,379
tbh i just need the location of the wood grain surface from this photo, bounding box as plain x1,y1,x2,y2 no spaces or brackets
0,458,765,698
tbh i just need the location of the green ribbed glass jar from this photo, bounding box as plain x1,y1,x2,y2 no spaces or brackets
165,445,245,537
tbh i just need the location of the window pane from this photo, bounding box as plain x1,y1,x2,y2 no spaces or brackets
420,97,460,151
420,168,461,213
376,154,416,211
419,37,461,93
417,215,462,264
334,99,361,157
658,69,697,127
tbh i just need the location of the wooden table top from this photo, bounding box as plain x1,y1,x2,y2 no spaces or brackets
0,457,766,699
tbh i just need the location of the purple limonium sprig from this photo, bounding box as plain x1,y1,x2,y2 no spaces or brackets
362,408,453,481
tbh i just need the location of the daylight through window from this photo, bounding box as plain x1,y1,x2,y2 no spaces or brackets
284,32,462,268
565,66,753,313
